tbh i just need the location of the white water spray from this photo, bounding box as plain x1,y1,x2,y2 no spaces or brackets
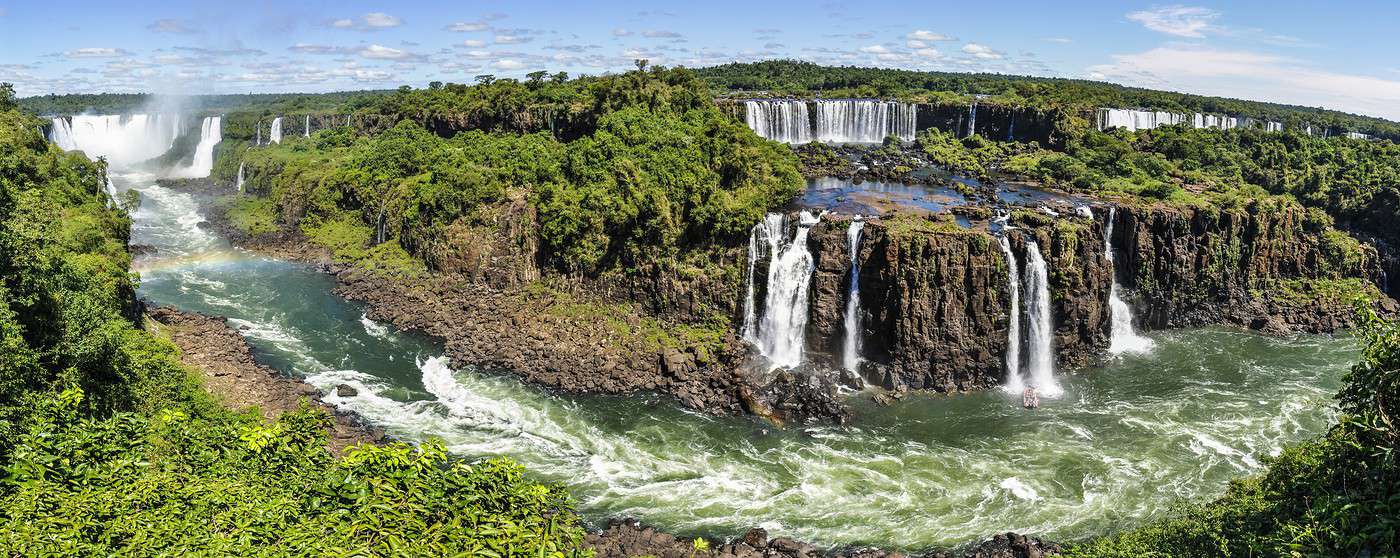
747,211,820,369
1023,241,1061,396
236,161,246,193
841,218,866,373
1102,207,1154,354
997,236,1023,393
176,116,221,179
304,115,311,138
269,117,283,144
745,99,916,144
49,114,183,166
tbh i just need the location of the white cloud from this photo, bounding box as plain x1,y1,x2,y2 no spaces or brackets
907,30,954,42
643,30,681,38
494,34,530,44
361,44,414,60
914,48,942,59
493,59,525,70
362,12,402,28
1088,46,1400,120
612,28,633,37
1044,37,1073,44
1126,5,1219,38
65,48,127,58
906,40,927,49
331,19,354,29
446,21,488,32
859,44,891,54
147,19,198,34
961,43,1003,59
461,39,486,47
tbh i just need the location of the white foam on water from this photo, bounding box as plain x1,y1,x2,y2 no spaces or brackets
360,313,391,339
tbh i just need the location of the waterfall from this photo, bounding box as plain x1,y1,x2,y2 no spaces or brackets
1102,207,1154,354
744,99,916,144
997,236,1024,393
176,117,222,178
742,213,786,342
49,114,184,165
256,122,262,146
269,117,283,144
236,161,246,193
746,211,820,369
49,117,77,150
814,100,916,143
1006,113,1015,142
104,177,118,207
304,115,311,138
841,218,866,373
745,100,812,144
967,103,978,138
1097,108,1287,134
1022,242,1061,396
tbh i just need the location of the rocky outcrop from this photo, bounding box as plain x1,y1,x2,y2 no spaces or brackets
799,213,1110,392
585,519,1061,558
1114,200,1390,333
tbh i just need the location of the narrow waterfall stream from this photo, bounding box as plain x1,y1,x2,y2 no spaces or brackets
269,116,283,144
1103,207,1155,354
842,218,866,373
236,161,246,192
79,121,1358,551
997,235,1024,393
1022,241,1061,396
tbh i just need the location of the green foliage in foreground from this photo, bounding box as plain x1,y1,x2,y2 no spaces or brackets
1070,304,1399,557
0,101,590,556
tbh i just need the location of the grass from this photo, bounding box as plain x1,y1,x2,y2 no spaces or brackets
300,213,425,277
224,197,279,236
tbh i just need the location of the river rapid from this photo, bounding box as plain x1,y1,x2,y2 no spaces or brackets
125,170,1355,550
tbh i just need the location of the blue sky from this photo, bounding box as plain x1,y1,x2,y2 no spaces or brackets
4,0,1400,120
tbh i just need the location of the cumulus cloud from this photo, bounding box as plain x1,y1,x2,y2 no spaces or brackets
147,19,198,34
1088,45,1400,120
289,43,353,55
361,44,416,60
961,43,1003,59
1126,5,1219,38
493,59,526,70
65,48,128,58
612,28,633,37
331,13,402,31
859,44,891,54
461,39,486,47
363,12,401,28
494,34,531,44
907,30,955,42
446,21,488,32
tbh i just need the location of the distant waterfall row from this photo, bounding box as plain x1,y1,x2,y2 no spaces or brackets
1096,108,1293,134
48,114,221,178
744,100,917,144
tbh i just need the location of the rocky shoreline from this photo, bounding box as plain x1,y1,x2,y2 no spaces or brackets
144,305,386,454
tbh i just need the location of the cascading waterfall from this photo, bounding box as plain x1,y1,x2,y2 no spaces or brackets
49,114,184,165
1097,108,1292,134
741,213,786,342
967,102,978,138
841,218,866,373
104,177,118,207
269,117,283,144
176,116,222,179
747,211,820,369
1023,241,1061,396
236,161,246,193
744,99,916,144
256,122,262,146
1006,113,1015,141
49,117,77,151
745,100,812,144
304,115,311,138
814,100,916,143
997,235,1024,393
1102,207,1154,354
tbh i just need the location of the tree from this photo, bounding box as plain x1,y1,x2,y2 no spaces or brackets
526,71,547,88
474,74,496,85
0,83,15,111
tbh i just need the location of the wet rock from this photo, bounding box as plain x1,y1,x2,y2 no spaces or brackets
335,384,358,397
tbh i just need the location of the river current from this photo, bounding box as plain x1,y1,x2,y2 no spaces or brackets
125,170,1355,550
